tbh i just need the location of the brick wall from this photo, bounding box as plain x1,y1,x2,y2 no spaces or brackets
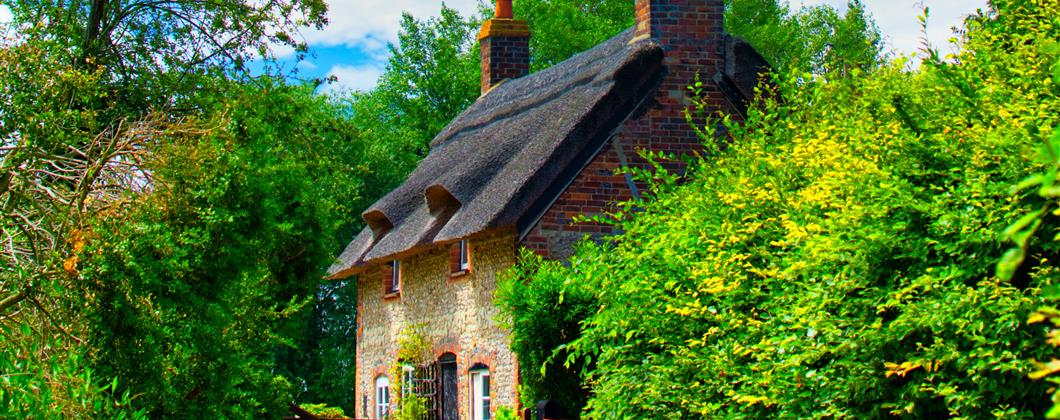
522,0,740,259
481,35,530,94
355,233,519,419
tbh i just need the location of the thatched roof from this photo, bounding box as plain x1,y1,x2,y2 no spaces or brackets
328,29,768,279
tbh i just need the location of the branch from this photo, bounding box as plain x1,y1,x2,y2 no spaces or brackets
0,290,27,315
29,294,83,345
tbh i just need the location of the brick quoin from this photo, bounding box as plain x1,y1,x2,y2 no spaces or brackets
522,0,740,259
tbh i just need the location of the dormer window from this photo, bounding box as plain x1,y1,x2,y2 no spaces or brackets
449,240,471,277
363,210,394,241
383,260,401,296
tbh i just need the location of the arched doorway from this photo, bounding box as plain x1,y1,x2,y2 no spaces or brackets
439,353,459,420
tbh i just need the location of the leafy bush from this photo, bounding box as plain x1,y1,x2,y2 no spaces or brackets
495,405,520,420
76,81,373,417
508,1,1060,418
998,25,1060,417
496,249,595,412
299,403,347,418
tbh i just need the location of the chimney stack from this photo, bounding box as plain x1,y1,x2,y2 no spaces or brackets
479,0,530,94
634,0,724,106
628,0,726,156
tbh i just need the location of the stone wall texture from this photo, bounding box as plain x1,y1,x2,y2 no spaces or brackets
355,232,518,419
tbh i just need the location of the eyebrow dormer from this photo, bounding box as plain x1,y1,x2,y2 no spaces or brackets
363,209,394,240
425,184,461,218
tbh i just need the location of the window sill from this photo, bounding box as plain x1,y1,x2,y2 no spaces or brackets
383,292,401,301
448,269,471,280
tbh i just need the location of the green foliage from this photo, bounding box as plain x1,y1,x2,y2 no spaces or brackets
286,279,359,414
514,0,633,71
387,324,433,419
495,405,519,420
726,0,882,75
0,16,174,418
994,7,1060,416
299,402,347,418
3,0,326,114
508,0,1060,417
75,81,372,417
0,334,146,418
393,392,429,420
496,249,595,412
396,323,433,365
515,0,881,75
1,0,331,413
332,5,481,171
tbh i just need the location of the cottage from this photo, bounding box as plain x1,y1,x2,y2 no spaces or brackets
326,1,768,418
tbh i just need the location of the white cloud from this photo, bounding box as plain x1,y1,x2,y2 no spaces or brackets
321,64,384,95
790,0,989,57
300,0,483,56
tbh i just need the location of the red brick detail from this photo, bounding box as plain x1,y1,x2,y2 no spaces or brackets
433,338,462,360
466,351,498,419
466,350,497,370
367,364,392,419
521,0,744,259
480,31,530,94
635,0,726,160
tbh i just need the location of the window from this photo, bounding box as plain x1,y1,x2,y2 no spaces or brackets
459,240,471,271
401,364,415,398
449,239,471,276
374,376,390,418
383,260,400,295
470,365,491,420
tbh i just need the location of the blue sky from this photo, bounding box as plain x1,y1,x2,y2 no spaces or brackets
301,0,991,95
0,0,991,94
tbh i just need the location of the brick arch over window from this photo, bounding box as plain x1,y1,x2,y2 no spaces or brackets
371,366,392,419
433,339,462,360
468,361,493,420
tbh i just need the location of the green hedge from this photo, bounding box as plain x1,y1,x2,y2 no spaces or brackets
501,1,1060,417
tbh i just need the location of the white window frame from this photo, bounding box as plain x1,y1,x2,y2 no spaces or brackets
470,367,491,420
387,260,401,294
375,375,390,418
459,239,471,271
401,364,415,398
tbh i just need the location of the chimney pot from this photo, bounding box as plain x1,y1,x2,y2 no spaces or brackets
495,0,513,19
479,0,530,94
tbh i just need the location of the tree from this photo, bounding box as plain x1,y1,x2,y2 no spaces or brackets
0,26,157,417
513,0,633,71
356,6,483,155
0,0,334,413
495,249,597,413
3,0,326,114
515,0,881,75
725,0,882,75
75,80,382,417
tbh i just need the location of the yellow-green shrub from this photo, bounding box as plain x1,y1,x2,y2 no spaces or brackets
508,1,1060,417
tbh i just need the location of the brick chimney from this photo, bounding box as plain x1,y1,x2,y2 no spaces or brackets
632,0,726,153
478,0,530,94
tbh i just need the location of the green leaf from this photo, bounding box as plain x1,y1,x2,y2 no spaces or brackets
1003,208,1045,247
997,248,1026,284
